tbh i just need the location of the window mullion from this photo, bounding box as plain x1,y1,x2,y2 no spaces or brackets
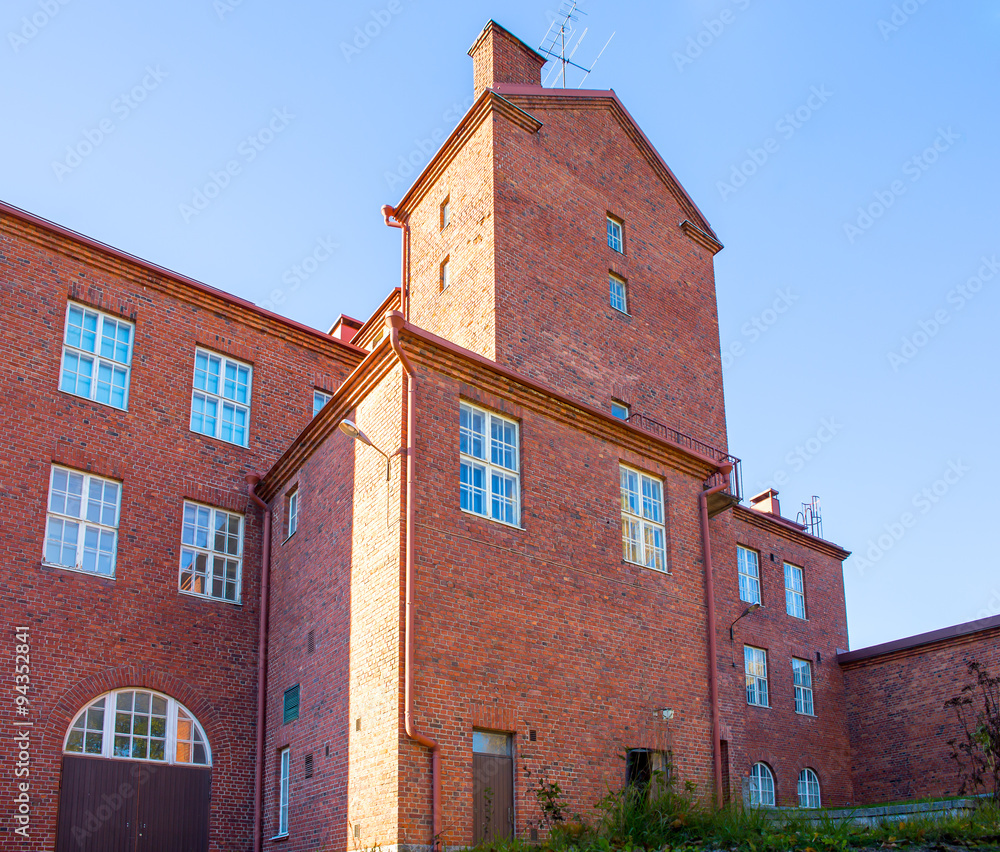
103,691,115,758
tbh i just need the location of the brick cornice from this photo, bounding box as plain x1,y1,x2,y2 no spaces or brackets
0,204,366,371
732,503,851,561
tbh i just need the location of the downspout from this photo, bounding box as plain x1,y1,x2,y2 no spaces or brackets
387,311,441,847
382,205,410,320
246,474,272,852
698,464,733,807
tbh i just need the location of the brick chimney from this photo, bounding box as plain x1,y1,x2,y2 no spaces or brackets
468,20,547,98
750,489,782,518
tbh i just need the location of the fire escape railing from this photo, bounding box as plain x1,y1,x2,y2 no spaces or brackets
627,412,742,503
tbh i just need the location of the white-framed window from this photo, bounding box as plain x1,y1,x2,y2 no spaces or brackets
313,389,332,417
745,646,769,707
749,762,775,807
609,273,628,313
59,302,133,410
737,545,761,605
797,768,821,808
793,657,815,716
44,466,121,577
277,747,291,837
611,400,630,420
441,196,450,229
784,562,806,619
620,465,667,572
440,257,450,291
190,348,252,447
459,402,520,527
64,688,210,765
287,489,299,538
607,215,624,252
179,501,243,603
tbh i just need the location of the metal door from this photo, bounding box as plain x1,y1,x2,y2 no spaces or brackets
472,730,514,843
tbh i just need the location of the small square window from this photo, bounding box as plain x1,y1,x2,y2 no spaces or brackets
441,197,450,229
744,646,769,707
609,274,628,313
287,490,298,538
283,685,300,724
611,401,630,420
607,215,624,253
440,257,450,291
313,389,332,417
60,302,134,410
737,545,761,605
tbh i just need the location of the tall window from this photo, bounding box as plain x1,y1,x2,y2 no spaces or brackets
737,545,761,604
609,274,628,313
64,689,210,765
792,658,814,715
459,402,519,526
749,763,775,807
797,768,821,808
607,215,624,252
440,257,450,291
440,196,450,229
620,466,666,571
44,466,121,577
784,562,806,618
277,747,290,837
287,489,299,538
744,646,769,706
190,349,252,447
60,303,133,410
312,389,332,417
179,502,243,603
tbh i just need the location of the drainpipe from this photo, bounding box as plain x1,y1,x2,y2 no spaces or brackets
698,464,733,807
246,474,272,852
387,311,441,848
382,205,410,321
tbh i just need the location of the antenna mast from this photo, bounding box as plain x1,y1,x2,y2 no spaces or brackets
538,2,590,89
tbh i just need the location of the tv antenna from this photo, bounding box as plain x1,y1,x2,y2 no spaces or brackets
538,1,615,89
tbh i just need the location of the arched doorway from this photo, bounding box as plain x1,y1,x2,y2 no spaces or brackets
56,688,212,852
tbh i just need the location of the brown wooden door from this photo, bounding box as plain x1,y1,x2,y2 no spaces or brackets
473,753,514,843
57,756,211,852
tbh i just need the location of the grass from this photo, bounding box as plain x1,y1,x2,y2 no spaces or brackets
471,779,1000,852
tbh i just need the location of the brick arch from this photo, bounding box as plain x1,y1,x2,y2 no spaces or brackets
41,666,232,764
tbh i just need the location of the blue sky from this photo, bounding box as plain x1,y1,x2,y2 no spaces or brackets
2,0,997,649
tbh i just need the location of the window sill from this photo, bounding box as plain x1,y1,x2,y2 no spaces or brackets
272,833,289,841
622,558,671,575
460,507,524,531
795,711,816,718
611,307,632,318
41,561,115,580
188,427,251,450
282,531,296,545
178,588,243,607
747,702,771,709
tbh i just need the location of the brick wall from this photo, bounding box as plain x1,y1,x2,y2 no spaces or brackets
842,623,1000,804
0,210,359,851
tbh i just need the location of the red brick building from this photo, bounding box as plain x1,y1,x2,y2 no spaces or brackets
0,17,992,852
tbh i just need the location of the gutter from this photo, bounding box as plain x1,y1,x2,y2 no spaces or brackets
246,474,272,852
382,206,410,320
698,466,733,806
387,311,441,847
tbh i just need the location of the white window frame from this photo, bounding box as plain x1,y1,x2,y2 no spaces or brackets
63,688,211,766
59,302,134,411
737,545,761,605
190,348,252,447
607,215,624,253
44,465,121,577
287,489,299,538
440,256,450,291
793,657,815,716
440,196,450,229
745,645,769,707
611,400,630,421
179,501,244,604
459,402,520,527
277,747,291,837
620,465,667,572
609,273,628,313
797,768,821,808
784,562,806,619
312,389,332,417
749,762,775,807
